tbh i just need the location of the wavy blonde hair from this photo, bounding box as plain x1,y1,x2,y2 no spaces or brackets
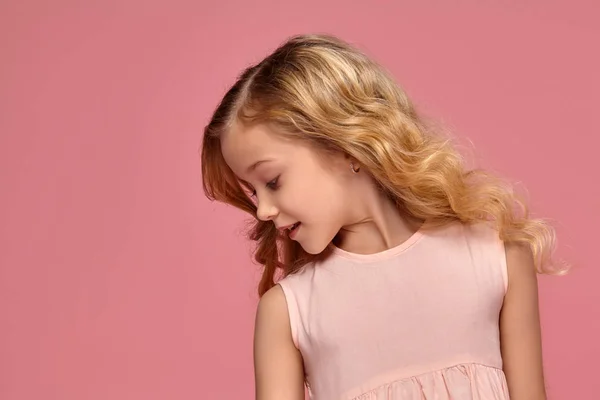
201,34,567,296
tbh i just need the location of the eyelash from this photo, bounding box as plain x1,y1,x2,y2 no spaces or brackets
250,176,280,197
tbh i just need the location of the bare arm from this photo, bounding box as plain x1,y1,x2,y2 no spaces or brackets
254,285,305,400
500,242,547,400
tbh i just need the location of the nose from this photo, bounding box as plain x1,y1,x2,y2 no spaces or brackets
256,197,279,222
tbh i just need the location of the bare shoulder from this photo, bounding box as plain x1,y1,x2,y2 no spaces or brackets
257,284,288,319
504,242,537,286
500,241,547,399
255,284,297,346
503,241,540,327
254,285,305,400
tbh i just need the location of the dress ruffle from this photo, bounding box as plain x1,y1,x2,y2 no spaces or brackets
351,363,509,400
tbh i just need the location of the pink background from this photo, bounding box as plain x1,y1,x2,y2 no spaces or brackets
1,1,598,399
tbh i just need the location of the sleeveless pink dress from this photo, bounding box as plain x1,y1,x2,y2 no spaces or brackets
277,221,510,399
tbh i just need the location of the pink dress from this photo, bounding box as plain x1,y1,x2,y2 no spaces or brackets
277,221,510,399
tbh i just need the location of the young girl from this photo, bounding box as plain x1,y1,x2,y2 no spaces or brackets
201,34,566,400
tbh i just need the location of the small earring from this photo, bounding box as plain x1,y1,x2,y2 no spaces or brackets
350,162,360,173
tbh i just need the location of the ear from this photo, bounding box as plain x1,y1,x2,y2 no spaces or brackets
344,154,361,169
342,152,358,164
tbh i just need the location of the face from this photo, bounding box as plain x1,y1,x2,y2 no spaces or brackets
220,123,357,254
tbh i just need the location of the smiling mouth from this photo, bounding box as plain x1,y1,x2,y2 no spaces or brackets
288,222,301,237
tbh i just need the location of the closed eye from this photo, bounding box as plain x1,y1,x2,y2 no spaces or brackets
266,176,280,191
242,176,280,199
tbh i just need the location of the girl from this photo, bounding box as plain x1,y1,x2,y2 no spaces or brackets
201,34,566,400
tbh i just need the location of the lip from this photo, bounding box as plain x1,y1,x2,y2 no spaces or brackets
289,222,301,239
277,222,297,231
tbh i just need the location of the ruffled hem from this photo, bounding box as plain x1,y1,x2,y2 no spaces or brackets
350,363,509,400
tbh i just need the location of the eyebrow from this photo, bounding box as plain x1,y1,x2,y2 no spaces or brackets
246,159,274,173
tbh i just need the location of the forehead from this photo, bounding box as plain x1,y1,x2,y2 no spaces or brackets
220,123,295,176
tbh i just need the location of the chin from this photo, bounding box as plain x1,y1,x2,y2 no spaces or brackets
298,231,336,255
298,240,329,255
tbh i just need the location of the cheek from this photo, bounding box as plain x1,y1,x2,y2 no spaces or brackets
282,182,324,219
285,163,348,220
306,179,347,220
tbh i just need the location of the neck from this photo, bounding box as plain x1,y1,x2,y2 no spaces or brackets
334,183,424,255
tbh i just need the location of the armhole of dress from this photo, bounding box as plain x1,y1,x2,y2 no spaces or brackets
498,235,509,295
276,282,300,350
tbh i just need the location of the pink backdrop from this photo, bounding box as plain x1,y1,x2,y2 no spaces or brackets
1,1,598,399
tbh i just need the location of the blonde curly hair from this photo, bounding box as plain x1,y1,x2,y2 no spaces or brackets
201,34,567,296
